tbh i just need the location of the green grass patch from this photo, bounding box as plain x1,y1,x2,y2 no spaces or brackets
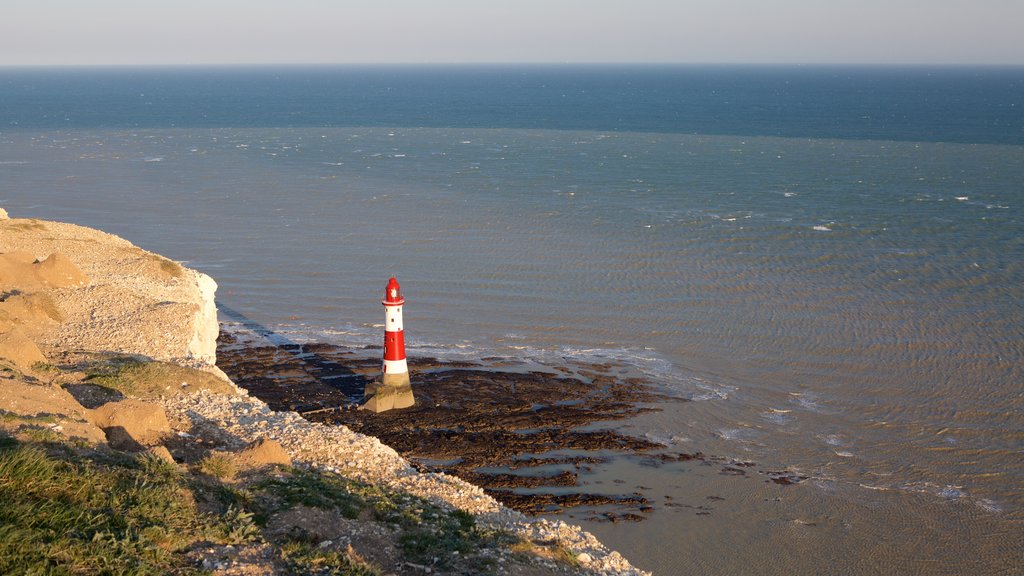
84,357,236,398
139,251,185,279
4,219,47,231
31,361,62,374
0,441,257,575
278,539,382,576
1,411,57,424
159,259,185,279
253,468,368,520
252,468,514,570
197,452,238,481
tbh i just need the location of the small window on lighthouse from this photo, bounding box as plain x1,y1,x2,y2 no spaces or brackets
390,289,397,298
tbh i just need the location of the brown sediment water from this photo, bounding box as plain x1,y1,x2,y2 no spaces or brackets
217,330,1024,575
216,332,828,526
216,331,679,519
7,122,1023,575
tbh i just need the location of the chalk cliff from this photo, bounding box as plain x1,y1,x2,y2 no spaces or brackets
0,216,226,378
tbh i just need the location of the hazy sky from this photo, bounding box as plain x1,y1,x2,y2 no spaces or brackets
2,0,1022,66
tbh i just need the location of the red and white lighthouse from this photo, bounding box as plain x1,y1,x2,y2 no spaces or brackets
362,277,416,412
381,276,408,379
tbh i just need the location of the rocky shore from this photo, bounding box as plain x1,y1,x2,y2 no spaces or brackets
0,213,651,576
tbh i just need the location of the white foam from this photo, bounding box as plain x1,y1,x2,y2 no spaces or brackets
644,432,690,446
975,499,1003,514
689,378,735,401
937,486,966,499
812,225,832,232
761,409,793,425
822,434,843,446
221,319,723,400
717,427,760,442
718,428,743,441
790,392,828,413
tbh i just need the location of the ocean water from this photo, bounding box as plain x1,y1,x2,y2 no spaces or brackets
2,65,1022,574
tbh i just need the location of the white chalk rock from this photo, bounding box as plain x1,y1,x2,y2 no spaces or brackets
0,207,8,220
187,271,219,365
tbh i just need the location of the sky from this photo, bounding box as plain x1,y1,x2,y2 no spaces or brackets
2,0,1022,66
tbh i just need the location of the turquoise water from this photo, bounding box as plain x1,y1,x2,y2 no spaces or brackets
1,66,1022,573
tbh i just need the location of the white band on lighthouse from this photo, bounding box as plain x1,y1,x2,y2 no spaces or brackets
385,306,404,331
383,358,408,374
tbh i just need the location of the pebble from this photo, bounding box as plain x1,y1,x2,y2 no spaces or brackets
160,389,650,576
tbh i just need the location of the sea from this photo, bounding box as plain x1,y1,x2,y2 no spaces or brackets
1,65,1022,574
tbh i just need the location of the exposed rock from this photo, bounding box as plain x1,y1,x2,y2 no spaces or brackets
33,252,90,288
0,328,47,370
0,207,8,220
1,250,36,264
187,272,220,365
234,437,292,469
0,379,82,418
149,445,176,463
0,379,107,443
266,505,362,542
0,251,89,291
0,292,64,337
0,218,226,374
0,217,651,575
265,506,399,571
103,425,148,452
161,389,652,575
0,253,40,291
90,398,171,447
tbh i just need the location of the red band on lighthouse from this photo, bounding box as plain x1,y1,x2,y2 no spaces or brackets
383,331,405,362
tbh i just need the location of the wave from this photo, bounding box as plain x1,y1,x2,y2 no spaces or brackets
219,319,726,401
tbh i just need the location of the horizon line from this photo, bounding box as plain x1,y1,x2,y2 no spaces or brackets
1,61,1023,70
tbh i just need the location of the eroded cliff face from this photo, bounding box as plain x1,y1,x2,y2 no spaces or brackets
0,215,227,378
187,271,220,365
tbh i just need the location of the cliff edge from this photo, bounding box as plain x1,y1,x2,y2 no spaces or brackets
0,213,650,576
0,216,223,373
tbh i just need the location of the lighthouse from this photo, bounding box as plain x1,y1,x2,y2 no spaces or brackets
361,277,416,412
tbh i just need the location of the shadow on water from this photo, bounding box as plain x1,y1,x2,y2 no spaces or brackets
216,302,375,411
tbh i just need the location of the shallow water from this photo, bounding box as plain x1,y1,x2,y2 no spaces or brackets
2,66,1023,573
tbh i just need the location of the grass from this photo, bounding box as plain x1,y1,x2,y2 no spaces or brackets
0,420,575,575
31,361,62,374
278,539,383,576
253,468,367,520
4,219,47,231
252,468,515,571
196,452,238,481
511,539,583,568
1,411,57,424
0,438,257,575
83,357,236,398
144,253,185,279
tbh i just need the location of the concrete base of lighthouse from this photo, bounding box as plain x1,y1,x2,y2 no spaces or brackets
360,372,415,413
